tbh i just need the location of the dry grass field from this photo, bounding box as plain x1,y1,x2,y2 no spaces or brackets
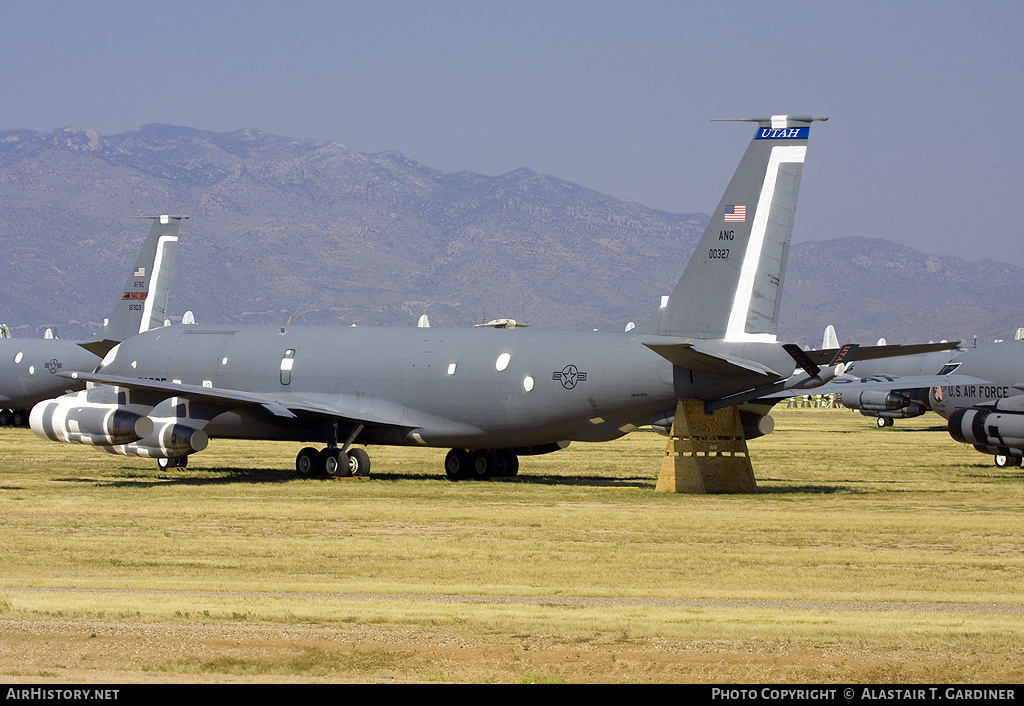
1,407,1022,683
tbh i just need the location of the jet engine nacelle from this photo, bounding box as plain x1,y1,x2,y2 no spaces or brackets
120,421,210,458
842,390,909,413
649,409,775,440
949,405,1024,450
863,401,927,420
30,398,153,447
739,409,775,440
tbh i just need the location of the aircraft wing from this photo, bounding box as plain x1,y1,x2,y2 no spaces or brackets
764,372,987,399
58,371,415,428
643,342,783,376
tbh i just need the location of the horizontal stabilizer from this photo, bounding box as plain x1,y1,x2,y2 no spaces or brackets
644,341,781,377
782,343,820,376
77,339,121,358
829,343,860,366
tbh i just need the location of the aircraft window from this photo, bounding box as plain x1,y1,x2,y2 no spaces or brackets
28,365,35,375
523,376,534,392
939,362,961,375
495,353,511,371
14,351,23,364
447,363,457,375
221,357,229,365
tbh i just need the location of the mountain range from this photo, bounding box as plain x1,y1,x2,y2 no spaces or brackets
1,124,1019,349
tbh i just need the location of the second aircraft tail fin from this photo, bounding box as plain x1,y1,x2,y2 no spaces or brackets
102,215,185,342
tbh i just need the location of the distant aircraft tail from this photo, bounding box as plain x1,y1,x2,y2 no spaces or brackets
822,324,839,350
639,115,826,341
79,216,185,356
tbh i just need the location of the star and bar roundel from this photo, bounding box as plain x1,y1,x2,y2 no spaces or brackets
552,364,587,389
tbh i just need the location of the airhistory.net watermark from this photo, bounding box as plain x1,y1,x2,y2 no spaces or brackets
6,689,119,701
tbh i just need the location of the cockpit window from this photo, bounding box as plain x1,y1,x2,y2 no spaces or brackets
939,362,961,375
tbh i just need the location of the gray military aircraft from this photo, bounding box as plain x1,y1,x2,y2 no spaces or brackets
821,326,963,427
32,116,844,478
794,330,1024,467
933,341,1024,467
0,216,182,426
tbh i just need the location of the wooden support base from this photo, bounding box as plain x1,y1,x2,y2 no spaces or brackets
655,400,757,494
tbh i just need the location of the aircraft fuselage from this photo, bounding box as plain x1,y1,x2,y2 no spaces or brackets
0,339,96,410
929,342,1024,419
94,324,787,449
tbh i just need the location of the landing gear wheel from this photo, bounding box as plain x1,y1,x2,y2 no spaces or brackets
487,450,519,478
876,417,893,428
497,451,519,477
471,451,496,480
296,446,321,478
11,410,24,427
324,449,349,478
445,449,471,481
994,454,1021,468
157,456,188,470
0,410,8,427
347,448,371,476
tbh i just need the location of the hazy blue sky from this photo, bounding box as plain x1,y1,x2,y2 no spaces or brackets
2,0,1022,265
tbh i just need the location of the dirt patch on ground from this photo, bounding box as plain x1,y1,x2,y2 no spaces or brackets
1,619,1021,683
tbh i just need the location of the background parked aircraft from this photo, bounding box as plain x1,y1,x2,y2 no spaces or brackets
937,340,1024,467
819,325,964,427
789,326,1024,468
0,216,182,426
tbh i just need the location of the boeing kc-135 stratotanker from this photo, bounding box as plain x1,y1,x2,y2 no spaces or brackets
33,115,929,490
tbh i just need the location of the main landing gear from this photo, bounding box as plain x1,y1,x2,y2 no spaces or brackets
291,445,520,480
0,408,30,427
444,449,519,481
295,446,371,478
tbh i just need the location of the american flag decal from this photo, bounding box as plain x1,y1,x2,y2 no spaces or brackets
724,205,746,222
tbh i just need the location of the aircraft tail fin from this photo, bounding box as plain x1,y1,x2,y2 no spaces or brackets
102,215,185,342
822,324,839,350
639,115,826,341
